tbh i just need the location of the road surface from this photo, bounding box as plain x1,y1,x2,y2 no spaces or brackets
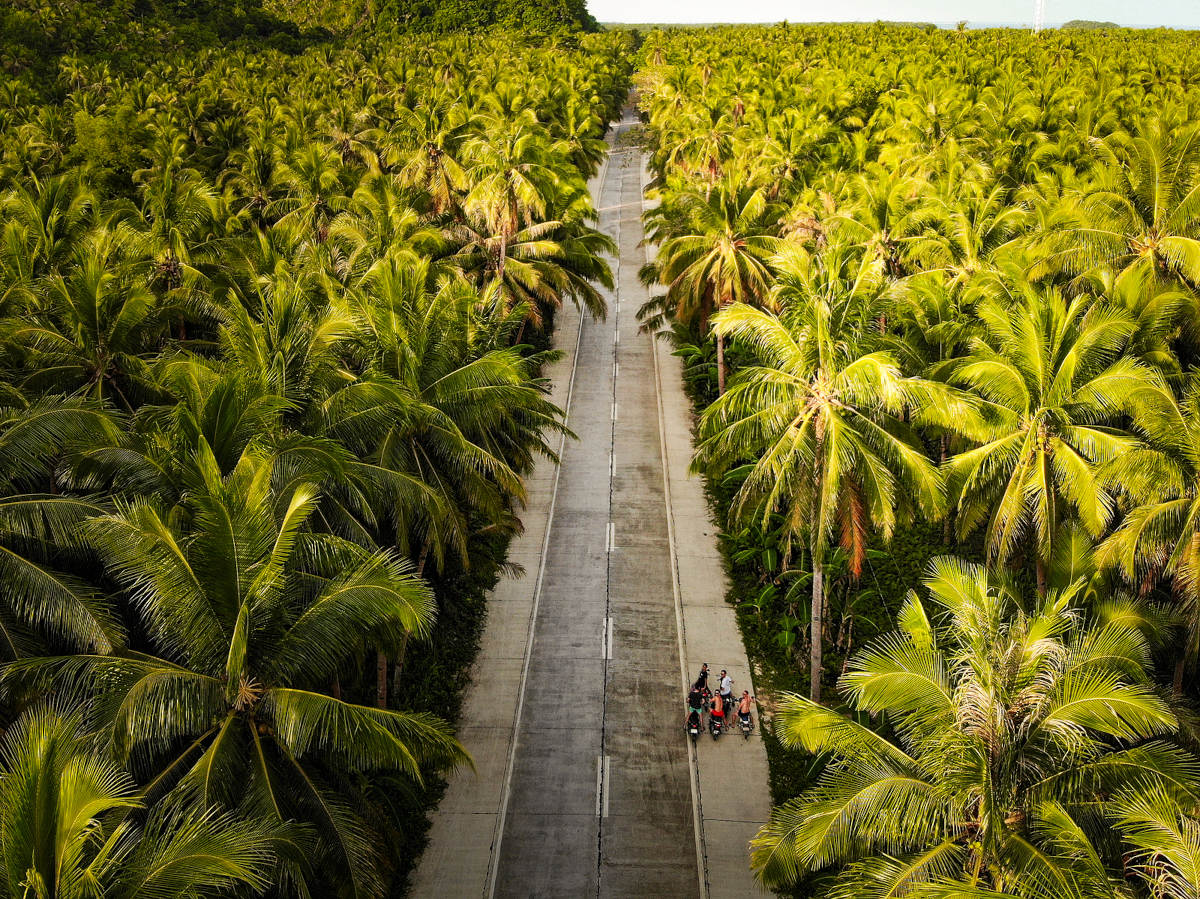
411,107,771,899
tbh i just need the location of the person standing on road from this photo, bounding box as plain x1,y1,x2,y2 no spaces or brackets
719,670,733,710
693,663,710,693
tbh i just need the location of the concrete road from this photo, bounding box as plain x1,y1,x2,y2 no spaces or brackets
411,108,770,899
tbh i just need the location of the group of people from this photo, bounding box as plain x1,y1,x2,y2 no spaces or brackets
687,663,753,731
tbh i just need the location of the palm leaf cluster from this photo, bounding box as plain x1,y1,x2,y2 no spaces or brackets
639,24,1200,894
0,27,632,897
756,558,1200,898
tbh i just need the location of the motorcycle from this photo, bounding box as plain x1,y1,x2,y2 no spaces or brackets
686,709,702,743
708,710,724,740
739,712,753,740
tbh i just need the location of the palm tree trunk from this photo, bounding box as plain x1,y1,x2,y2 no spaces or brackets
390,543,431,700
1037,449,1055,597
811,550,824,704
716,333,727,395
941,435,953,544
376,651,388,708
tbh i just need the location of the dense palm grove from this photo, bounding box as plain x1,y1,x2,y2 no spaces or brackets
0,24,631,897
637,24,1200,898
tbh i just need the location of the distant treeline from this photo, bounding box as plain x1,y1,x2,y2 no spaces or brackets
0,0,598,80
1061,19,1123,29
271,0,599,32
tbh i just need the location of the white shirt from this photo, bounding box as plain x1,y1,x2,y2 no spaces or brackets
720,675,733,695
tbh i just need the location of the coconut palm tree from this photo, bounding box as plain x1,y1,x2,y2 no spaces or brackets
0,174,94,313
445,212,613,328
392,100,471,217
1098,375,1200,691
331,259,571,703
1031,119,1200,290
945,269,1161,592
752,556,1199,896
10,237,162,410
0,702,278,899
906,177,1028,286
270,143,351,246
4,450,467,896
694,244,949,702
461,109,560,251
640,177,784,394
0,396,122,662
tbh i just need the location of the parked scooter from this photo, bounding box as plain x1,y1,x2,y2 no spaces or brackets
686,709,702,743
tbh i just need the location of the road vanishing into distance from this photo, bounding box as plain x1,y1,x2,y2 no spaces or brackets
412,108,771,899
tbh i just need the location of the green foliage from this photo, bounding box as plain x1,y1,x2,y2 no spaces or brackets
640,21,1200,896
754,558,1200,897
264,0,598,34
0,16,632,896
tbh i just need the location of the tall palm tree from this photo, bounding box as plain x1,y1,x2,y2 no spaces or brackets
1099,375,1200,690
445,213,614,327
0,702,278,899
393,101,471,217
752,556,1199,896
0,173,94,313
640,178,783,393
461,109,559,255
11,237,161,410
1030,119,1200,290
0,396,123,662
906,177,1028,286
332,260,571,703
5,450,467,896
270,143,351,246
694,244,948,701
946,270,1159,592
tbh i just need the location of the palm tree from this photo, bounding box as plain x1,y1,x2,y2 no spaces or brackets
945,270,1160,592
328,173,443,282
1098,375,1200,691
461,109,559,255
392,100,471,217
0,396,123,662
640,178,784,394
445,213,613,328
694,244,948,702
0,702,278,899
5,450,467,896
906,177,1028,286
11,237,161,410
0,173,94,313
1031,119,1200,290
833,163,924,278
331,259,571,702
752,556,1199,896
270,143,351,246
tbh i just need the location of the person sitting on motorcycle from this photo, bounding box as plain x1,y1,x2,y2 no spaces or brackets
709,692,725,724
687,685,706,714
737,690,754,726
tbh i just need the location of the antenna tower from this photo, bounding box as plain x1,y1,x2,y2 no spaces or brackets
1033,0,1046,32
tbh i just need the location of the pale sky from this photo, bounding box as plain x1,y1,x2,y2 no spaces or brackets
589,0,1200,27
